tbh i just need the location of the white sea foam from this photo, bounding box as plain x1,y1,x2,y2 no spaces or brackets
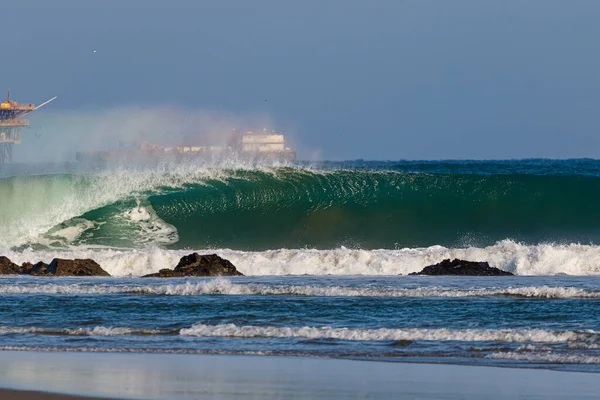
0,325,166,336
0,280,597,299
487,352,600,364
44,219,96,243
179,324,597,343
6,239,600,276
2,322,594,344
0,284,125,295
118,199,179,246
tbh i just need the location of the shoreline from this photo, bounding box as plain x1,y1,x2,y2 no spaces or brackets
0,389,118,400
0,346,596,375
0,352,598,399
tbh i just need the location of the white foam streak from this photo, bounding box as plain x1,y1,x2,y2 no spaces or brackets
0,326,164,336
136,282,600,298
487,352,600,364
180,324,597,343
0,280,597,299
2,322,597,345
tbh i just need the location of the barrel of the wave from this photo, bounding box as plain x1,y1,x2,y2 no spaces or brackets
145,168,600,250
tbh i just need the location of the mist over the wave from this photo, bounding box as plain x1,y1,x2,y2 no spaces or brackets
14,106,296,163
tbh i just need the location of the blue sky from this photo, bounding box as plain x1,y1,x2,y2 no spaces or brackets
4,0,600,160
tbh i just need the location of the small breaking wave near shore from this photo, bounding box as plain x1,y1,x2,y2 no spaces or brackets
1,279,600,298
0,322,596,344
179,324,599,343
5,239,600,276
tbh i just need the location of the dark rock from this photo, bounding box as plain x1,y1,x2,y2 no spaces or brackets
46,258,110,277
143,253,243,278
22,262,49,276
0,256,21,275
147,268,181,278
410,258,513,276
174,253,243,276
0,257,109,277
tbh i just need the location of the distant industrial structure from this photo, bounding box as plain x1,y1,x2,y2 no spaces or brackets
0,90,295,164
0,91,57,164
76,129,296,164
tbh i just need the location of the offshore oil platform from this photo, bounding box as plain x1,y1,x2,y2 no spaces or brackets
0,90,57,164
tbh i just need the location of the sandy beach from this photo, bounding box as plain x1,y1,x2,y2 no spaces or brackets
0,352,597,399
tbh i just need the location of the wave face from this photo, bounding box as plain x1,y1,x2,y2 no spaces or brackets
2,160,600,251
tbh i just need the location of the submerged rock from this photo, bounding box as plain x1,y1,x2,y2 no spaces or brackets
410,258,513,276
143,253,243,277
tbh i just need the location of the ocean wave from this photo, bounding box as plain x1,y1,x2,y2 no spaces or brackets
0,326,171,336
0,164,292,249
1,322,595,344
179,324,598,343
1,280,598,299
487,352,600,364
6,239,600,276
132,281,600,298
4,164,600,251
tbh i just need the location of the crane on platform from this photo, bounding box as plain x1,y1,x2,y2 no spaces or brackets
0,90,57,164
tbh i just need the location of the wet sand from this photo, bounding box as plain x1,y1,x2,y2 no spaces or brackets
0,352,598,399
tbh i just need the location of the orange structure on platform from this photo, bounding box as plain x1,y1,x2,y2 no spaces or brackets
0,90,57,164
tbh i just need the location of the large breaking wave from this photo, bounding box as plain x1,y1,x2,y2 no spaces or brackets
2,163,600,250
2,161,600,275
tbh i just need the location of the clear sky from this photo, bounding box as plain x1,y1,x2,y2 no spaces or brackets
4,0,600,160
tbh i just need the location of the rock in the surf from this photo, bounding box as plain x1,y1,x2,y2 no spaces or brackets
410,258,513,276
21,261,50,275
0,257,109,276
143,253,243,277
46,258,111,277
0,256,21,274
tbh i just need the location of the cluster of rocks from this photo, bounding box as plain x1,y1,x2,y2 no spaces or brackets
410,258,513,276
0,253,244,278
0,256,110,277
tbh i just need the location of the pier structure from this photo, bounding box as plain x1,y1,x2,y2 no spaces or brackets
0,90,57,164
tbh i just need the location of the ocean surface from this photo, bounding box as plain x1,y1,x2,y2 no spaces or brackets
2,159,600,372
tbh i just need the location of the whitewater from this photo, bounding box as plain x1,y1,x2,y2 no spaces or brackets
4,240,600,276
